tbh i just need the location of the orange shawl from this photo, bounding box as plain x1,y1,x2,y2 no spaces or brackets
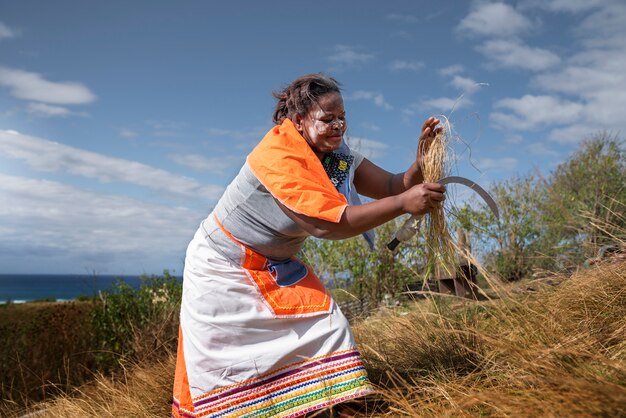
247,119,348,223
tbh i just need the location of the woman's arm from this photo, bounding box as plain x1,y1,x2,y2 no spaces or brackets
354,116,441,199
278,182,445,240
352,159,417,199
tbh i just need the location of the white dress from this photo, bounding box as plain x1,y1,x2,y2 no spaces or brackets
172,119,374,417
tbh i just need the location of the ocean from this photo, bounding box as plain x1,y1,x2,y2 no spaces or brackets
0,274,182,304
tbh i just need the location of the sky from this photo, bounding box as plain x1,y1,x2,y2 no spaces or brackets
0,0,624,275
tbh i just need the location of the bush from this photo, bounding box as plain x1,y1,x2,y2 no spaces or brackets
456,132,625,280
91,271,182,371
541,132,626,266
0,301,95,406
300,219,426,310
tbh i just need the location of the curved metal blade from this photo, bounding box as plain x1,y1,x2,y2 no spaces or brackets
438,176,499,219
387,175,499,252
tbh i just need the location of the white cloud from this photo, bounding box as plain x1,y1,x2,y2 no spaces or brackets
0,22,18,40
390,60,424,72
27,102,82,118
417,70,488,123
450,75,487,95
576,2,626,48
530,4,626,128
475,157,518,171
547,124,600,145
0,130,223,199
401,95,472,124
504,134,524,145
119,128,138,139
327,45,375,69
0,174,200,274
458,2,532,37
486,1,626,144
0,66,96,104
169,153,242,174
420,96,473,113
534,60,617,97
520,0,607,14
439,64,464,76
345,136,388,160
422,74,486,118
347,90,392,110
533,60,626,130
491,94,585,130
478,39,561,71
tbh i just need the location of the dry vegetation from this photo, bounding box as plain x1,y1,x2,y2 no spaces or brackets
0,300,95,404
6,258,623,418
355,259,626,417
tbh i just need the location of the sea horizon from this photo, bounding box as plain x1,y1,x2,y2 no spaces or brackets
0,273,182,304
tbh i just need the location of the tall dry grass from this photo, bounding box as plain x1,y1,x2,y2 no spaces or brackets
16,258,624,418
9,355,177,418
355,259,626,417
0,301,96,408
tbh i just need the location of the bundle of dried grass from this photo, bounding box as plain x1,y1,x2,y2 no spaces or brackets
419,117,457,278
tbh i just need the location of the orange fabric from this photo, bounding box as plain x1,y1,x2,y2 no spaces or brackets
214,214,332,317
247,118,348,223
245,264,332,316
172,326,195,417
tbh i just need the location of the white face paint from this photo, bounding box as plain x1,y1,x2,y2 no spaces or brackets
310,115,346,136
297,92,347,158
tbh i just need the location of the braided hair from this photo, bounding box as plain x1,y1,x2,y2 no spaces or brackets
272,73,342,125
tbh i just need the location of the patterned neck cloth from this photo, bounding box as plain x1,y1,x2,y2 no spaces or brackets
322,141,375,250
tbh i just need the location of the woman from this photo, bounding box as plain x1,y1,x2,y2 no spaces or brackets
172,73,445,417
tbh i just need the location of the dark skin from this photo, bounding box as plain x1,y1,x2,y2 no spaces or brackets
280,91,445,240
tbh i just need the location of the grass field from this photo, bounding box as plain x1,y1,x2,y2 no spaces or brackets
3,259,623,417
0,300,95,406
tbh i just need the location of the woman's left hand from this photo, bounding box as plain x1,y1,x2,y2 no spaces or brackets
416,116,442,170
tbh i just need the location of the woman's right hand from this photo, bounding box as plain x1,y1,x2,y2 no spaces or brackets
399,182,446,216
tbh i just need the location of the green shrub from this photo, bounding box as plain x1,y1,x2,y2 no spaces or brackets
91,270,182,371
456,132,625,280
301,219,427,310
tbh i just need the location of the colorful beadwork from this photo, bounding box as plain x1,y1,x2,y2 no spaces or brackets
322,152,354,189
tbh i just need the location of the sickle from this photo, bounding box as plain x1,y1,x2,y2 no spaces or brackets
438,176,499,219
387,176,499,251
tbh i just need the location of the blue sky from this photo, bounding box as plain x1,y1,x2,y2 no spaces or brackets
0,0,624,274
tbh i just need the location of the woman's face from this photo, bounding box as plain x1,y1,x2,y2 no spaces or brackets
295,92,347,157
